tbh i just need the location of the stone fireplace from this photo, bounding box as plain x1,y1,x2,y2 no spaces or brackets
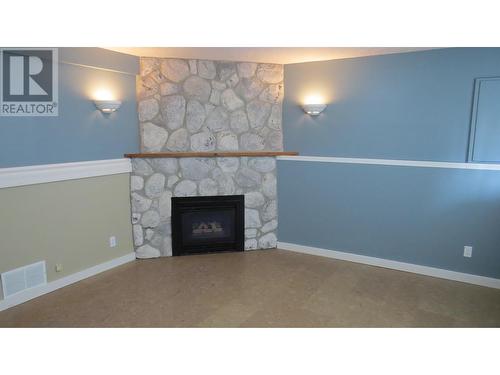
129,57,284,258
130,155,279,258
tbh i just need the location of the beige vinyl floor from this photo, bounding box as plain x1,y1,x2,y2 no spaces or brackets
1,249,500,327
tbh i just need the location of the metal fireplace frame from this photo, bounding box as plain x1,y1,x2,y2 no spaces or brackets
171,195,245,256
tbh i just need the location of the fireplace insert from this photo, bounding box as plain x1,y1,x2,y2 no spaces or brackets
171,195,244,256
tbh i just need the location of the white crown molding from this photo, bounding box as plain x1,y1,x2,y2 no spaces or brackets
277,155,500,171
0,252,136,312
0,158,132,189
278,242,500,289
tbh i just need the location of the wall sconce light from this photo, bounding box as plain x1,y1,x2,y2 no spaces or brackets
302,103,327,116
302,94,327,116
92,88,121,114
94,99,122,113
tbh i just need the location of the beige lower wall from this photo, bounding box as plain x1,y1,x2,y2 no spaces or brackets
0,173,133,300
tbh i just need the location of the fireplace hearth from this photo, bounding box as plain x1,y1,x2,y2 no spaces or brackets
171,195,244,256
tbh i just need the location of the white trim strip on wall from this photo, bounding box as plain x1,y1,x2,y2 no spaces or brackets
0,158,132,189
0,252,136,312
277,155,500,171
278,242,500,290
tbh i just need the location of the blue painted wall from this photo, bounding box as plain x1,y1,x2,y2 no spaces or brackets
0,48,140,167
283,48,500,162
279,161,500,278
279,48,500,278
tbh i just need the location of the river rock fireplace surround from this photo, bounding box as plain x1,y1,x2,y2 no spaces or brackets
126,152,297,259
128,57,295,258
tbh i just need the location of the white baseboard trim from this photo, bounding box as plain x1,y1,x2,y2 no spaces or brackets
0,158,132,189
277,155,500,171
0,252,136,312
278,242,500,289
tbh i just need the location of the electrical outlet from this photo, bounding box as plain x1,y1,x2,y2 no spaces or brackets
55,263,63,272
464,246,473,258
109,236,117,248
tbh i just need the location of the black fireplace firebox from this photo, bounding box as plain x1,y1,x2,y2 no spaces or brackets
171,195,244,256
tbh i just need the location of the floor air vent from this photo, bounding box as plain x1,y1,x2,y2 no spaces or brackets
1,261,47,298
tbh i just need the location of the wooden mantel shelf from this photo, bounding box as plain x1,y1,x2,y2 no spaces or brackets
124,151,299,158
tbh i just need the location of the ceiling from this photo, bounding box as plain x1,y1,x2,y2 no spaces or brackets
105,47,438,65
